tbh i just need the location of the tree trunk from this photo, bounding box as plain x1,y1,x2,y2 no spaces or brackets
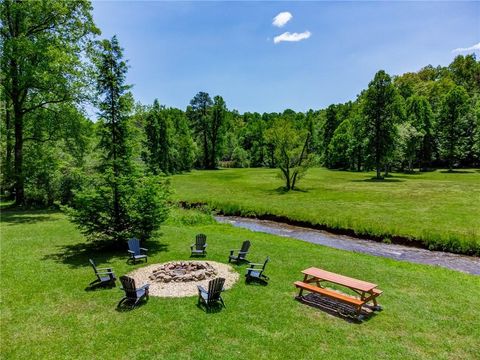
202,130,209,169
4,103,14,194
13,106,24,205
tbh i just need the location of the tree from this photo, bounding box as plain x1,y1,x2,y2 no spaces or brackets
397,122,423,172
362,70,401,179
0,0,99,205
322,104,339,167
405,95,434,170
187,92,227,169
265,118,313,191
209,96,227,169
437,86,470,171
68,36,169,243
169,108,196,172
187,92,213,169
327,119,352,169
143,99,174,174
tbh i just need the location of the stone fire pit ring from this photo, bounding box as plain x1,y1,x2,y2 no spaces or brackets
125,260,239,298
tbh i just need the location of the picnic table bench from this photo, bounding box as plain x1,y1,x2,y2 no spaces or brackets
294,267,383,318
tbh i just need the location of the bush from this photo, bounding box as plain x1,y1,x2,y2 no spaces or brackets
66,174,170,243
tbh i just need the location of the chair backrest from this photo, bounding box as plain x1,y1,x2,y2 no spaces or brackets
120,276,138,299
128,238,140,255
262,256,270,271
240,240,251,254
89,259,98,275
207,277,225,301
195,234,206,250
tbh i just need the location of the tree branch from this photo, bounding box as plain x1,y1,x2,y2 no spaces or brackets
21,95,70,114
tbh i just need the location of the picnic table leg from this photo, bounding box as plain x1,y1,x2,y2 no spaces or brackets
298,274,310,297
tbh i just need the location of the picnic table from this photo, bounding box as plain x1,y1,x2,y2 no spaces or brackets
294,267,383,318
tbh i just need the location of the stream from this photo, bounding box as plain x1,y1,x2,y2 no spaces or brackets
215,215,480,275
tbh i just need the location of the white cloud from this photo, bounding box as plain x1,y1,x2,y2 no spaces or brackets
273,31,311,44
272,12,292,27
452,42,480,53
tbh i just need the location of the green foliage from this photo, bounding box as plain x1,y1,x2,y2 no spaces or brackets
67,172,170,243
363,70,402,179
231,146,251,168
396,122,423,172
143,99,175,174
405,95,434,170
265,118,313,190
0,0,99,205
327,119,352,169
187,91,214,168
437,86,470,171
165,207,215,226
67,36,169,243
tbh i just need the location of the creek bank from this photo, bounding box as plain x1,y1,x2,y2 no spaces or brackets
177,201,479,256
216,215,480,275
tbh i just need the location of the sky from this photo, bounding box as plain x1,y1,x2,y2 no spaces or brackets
92,1,480,114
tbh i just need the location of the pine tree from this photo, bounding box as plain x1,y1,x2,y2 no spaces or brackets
362,70,401,179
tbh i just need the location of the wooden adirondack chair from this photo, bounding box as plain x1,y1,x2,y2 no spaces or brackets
128,238,148,264
197,277,226,309
89,259,116,287
246,257,270,284
228,240,251,263
117,276,150,309
191,234,207,256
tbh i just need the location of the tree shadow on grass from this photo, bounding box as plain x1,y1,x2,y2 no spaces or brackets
350,177,404,183
265,186,310,195
0,209,58,225
43,238,169,269
439,170,475,174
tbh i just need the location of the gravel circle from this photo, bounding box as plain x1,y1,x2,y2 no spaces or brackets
126,261,240,298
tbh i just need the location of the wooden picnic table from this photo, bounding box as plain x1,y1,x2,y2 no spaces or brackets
294,267,383,318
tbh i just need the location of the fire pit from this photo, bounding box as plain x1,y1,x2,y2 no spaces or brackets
126,261,239,297
149,261,218,283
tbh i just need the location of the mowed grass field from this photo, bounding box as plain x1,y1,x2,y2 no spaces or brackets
171,168,480,255
1,207,480,359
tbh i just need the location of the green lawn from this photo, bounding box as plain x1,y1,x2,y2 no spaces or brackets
1,208,480,359
171,168,480,255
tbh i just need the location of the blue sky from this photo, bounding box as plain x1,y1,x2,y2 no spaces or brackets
92,1,479,113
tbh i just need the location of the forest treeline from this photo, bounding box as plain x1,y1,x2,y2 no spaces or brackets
1,0,479,208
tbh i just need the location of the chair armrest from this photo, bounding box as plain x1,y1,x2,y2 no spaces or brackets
140,247,148,252
203,243,208,248
238,251,248,255
190,244,195,249
127,250,135,255
197,285,207,293
140,284,150,290
96,267,114,271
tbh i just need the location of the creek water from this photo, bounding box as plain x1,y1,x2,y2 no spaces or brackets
215,215,480,275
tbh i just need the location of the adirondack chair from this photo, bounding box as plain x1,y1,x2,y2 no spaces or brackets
89,259,116,287
127,238,148,264
190,234,207,256
117,276,150,309
228,240,251,263
246,257,270,283
197,277,226,309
